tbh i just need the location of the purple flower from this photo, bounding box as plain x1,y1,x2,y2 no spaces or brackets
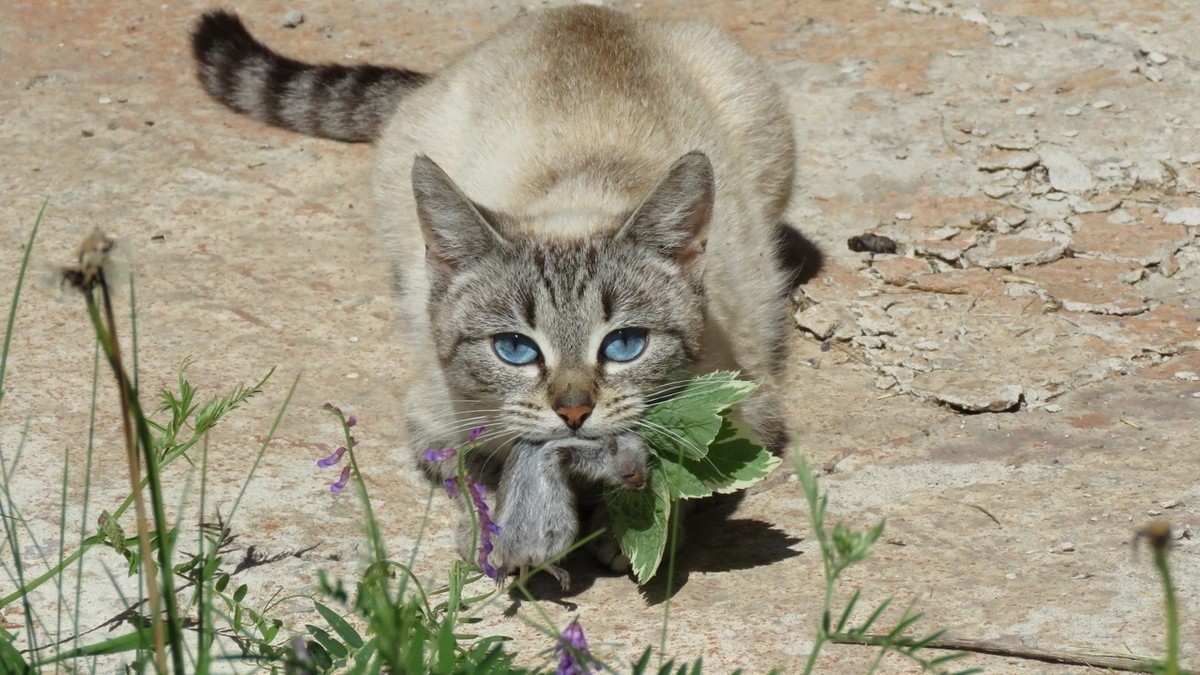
469,426,486,442
317,446,346,468
442,477,460,499
422,447,457,463
467,478,501,579
346,415,357,428
329,465,351,493
555,620,596,675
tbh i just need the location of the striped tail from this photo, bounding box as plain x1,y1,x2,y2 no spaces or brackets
191,10,428,142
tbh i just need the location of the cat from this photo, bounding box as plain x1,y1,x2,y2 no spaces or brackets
193,5,799,568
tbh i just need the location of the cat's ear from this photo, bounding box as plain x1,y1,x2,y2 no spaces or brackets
411,155,507,274
616,151,713,265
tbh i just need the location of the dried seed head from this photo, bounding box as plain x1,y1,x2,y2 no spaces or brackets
60,228,116,291
1137,520,1172,553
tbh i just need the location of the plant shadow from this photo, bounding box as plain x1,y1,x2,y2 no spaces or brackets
639,493,803,605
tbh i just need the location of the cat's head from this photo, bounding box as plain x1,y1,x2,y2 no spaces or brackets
412,152,712,443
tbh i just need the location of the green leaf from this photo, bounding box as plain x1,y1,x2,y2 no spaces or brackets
96,511,127,555
657,456,714,500
607,463,671,584
676,418,781,494
34,628,152,664
307,625,348,659
641,371,757,460
0,629,32,674
314,601,364,649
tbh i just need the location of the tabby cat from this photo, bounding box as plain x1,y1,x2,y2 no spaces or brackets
192,4,799,569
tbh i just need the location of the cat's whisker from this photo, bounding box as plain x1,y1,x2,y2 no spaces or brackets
634,419,710,466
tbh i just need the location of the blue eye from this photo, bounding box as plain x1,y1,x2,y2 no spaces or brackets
492,333,540,365
600,328,648,363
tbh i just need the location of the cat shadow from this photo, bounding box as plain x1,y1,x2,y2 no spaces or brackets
775,220,824,291
638,495,803,606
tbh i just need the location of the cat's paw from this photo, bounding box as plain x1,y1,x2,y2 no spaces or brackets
589,535,631,574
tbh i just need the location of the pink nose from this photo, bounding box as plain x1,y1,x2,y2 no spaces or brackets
555,404,592,430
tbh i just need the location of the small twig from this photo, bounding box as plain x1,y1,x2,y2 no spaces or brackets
964,503,1002,527
1120,417,1144,431
881,279,971,295
830,633,1176,673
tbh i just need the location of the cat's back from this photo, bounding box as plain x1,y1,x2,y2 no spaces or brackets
374,5,792,215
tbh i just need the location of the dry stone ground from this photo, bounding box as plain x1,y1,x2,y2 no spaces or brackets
1,0,1197,672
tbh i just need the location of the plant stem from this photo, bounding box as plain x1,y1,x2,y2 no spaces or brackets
1155,544,1180,675
83,282,165,673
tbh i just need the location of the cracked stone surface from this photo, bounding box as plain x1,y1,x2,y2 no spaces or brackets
1,0,1198,673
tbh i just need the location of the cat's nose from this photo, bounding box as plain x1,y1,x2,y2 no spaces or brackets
555,404,592,430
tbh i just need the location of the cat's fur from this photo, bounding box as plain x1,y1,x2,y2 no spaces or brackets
193,5,796,556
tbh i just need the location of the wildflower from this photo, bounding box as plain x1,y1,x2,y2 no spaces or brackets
467,478,501,579
317,446,346,468
422,447,457,463
469,426,486,442
555,619,596,675
442,477,460,499
318,404,358,493
330,466,351,493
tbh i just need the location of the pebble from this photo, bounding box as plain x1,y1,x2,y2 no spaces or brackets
1161,499,1181,509
1173,371,1199,381
993,137,1036,150
994,37,1013,47
977,150,1039,171
984,185,1014,199
1179,153,1200,165
895,211,913,221
100,49,112,57
990,22,1009,37
1163,207,1200,226
1140,66,1164,83
1039,146,1095,193
1061,130,1079,138
1015,106,1035,117
1148,509,1163,516
1091,100,1113,110
1013,81,1033,92
947,49,967,57
1060,541,1076,552
1005,572,1017,581
1064,106,1082,116
1147,51,1169,65
349,336,359,343
1045,403,1062,413
281,10,304,28
960,8,987,24
98,96,112,104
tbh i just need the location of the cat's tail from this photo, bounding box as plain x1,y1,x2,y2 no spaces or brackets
191,10,428,142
